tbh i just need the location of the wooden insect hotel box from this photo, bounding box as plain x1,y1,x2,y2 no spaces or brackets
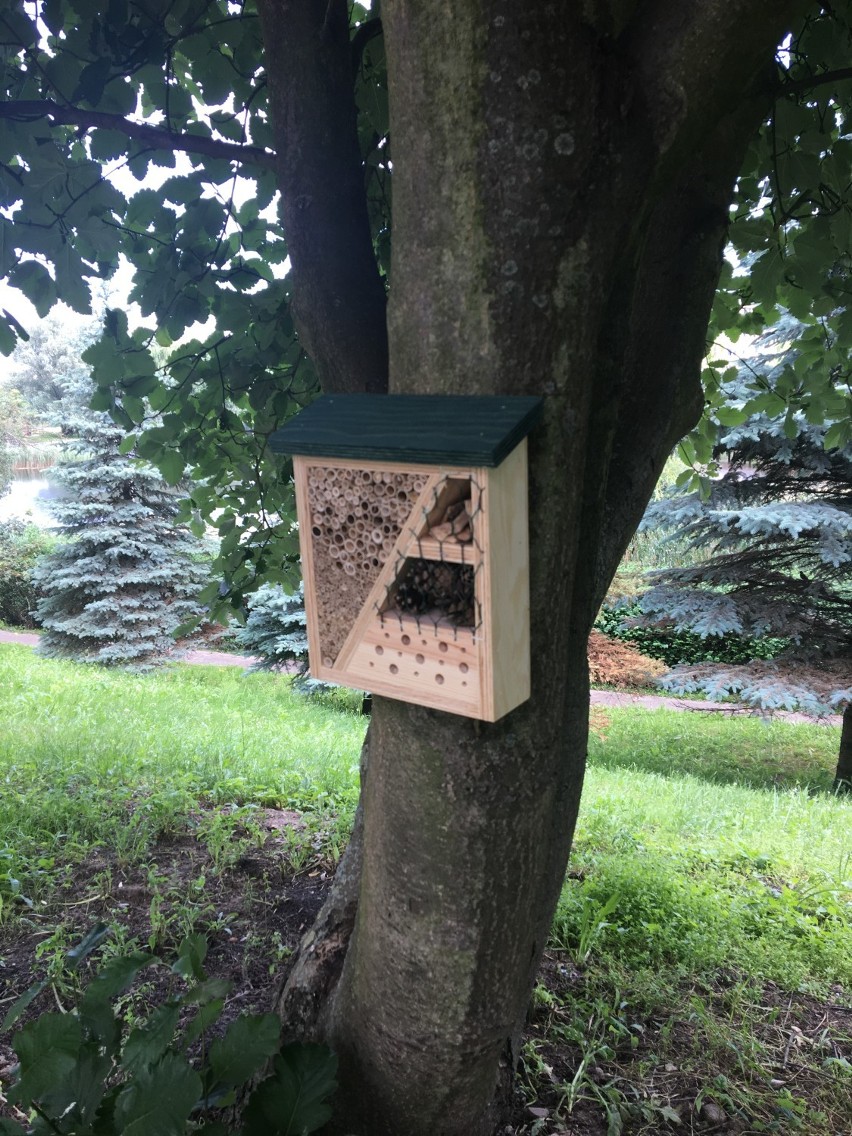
270,394,543,721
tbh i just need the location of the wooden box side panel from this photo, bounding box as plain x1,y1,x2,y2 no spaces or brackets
477,440,531,720
293,457,324,677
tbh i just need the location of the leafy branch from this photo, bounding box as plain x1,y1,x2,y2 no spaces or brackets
0,100,276,171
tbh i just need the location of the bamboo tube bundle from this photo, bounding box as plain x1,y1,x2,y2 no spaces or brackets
304,463,424,662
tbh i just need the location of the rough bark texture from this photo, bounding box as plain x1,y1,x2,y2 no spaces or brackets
259,2,813,1133
835,704,852,793
256,0,389,395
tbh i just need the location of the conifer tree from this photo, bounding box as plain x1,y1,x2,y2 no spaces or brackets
32,372,208,666
639,317,851,789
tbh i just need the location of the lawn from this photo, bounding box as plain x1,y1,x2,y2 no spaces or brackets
0,644,849,1134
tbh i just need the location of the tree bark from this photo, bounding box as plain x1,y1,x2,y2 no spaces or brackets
835,704,852,793
256,0,389,395
259,2,812,1132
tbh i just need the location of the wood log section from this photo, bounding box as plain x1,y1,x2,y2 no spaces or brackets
425,493,473,544
387,559,476,627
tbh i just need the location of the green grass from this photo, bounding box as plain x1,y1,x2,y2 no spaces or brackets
589,704,842,791
0,645,366,902
1,643,849,1133
535,710,852,1135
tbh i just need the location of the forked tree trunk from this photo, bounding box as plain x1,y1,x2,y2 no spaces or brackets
835,704,852,793
258,2,809,1132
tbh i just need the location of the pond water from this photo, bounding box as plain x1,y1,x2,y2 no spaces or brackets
0,470,61,528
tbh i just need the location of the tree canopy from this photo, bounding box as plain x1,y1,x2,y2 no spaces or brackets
1,3,849,613
0,0,392,610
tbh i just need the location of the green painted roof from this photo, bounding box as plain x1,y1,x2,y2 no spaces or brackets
269,394,543,468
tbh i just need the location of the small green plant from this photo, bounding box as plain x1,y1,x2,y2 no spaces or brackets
574,892,620,966
2,929,337,1136
194,805,265,872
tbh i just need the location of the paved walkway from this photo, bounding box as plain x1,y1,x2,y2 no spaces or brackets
0,629,840,726
0,628,257,669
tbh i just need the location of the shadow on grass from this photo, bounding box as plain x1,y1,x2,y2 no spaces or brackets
588,705,841,794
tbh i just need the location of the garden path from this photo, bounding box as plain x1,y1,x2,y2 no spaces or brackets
0,629,840,726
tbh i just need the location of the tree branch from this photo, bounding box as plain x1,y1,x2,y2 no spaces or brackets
622,0,811,164
780,65,852,96
257,0,388,394
0,99,276,171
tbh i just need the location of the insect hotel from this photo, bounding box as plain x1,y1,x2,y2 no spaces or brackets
270,395,542,721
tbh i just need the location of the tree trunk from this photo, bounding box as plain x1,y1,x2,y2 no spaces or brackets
835,704,852,793
257,0,389,396
260,2,811,1132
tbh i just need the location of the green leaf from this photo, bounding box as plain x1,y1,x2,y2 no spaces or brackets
242,1044,338,1136
823,421,850,450
122,1004,182,1076
66,922,111,969
113,1053,202,1136
171,932,208,981
123,394,146,423
7,260,57,318
81,951,157,1004
181,977,232,1006
208,1014,281,1089
12,1013,83,1104
0,314,19,356
158,448,186,485
72,57,113,105
2,978,48,1031
180,998,226,1051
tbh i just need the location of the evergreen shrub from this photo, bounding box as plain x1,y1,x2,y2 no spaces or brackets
31,374,208,667
0,520,55,628
594,603,786,668
234,583,332,694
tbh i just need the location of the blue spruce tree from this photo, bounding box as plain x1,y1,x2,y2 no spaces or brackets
32,371,208,666
637,317,851,790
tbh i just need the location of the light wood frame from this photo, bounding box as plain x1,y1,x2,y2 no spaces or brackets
292,440,530,721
